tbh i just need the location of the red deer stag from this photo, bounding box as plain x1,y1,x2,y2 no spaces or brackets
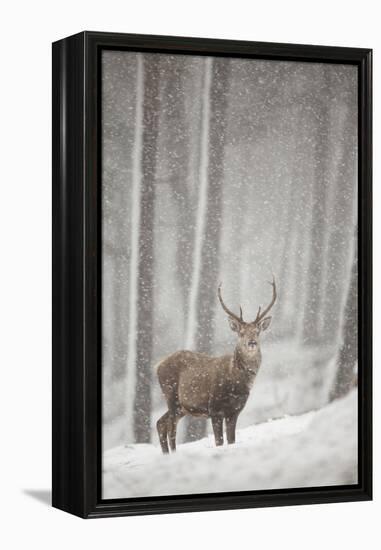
156,277,277,453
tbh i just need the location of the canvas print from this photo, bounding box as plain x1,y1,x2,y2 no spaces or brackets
101,51,358,499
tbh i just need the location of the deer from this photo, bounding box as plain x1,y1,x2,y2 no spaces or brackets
156,277,277,453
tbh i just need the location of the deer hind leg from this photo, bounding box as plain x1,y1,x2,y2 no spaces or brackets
226,414,238,445
211,416,224,447
157,411,170,454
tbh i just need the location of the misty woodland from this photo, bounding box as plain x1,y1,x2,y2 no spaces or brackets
101,52,358,498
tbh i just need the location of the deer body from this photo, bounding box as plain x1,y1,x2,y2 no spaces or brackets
156,279,276,453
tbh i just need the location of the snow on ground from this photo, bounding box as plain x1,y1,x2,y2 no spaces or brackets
102,389,357,499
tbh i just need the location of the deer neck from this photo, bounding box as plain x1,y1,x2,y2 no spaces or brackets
233,346,261,378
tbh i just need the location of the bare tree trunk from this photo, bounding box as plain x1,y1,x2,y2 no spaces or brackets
184,57,230,442
275,111,302,334
125,55,143,442
133,55,160,443
329,229,357,401
162,57,194,326
196,58,229,352
185,58,213,354
302,94,332,345
102,53,141,438
275,104,314,340
321,103,357,344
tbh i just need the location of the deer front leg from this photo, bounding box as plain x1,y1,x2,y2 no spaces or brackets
225,414,238,445
211,416,224,447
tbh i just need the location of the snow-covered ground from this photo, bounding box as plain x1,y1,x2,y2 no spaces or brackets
102,389,357,499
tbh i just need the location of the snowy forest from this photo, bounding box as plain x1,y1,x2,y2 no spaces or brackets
101,51,358,498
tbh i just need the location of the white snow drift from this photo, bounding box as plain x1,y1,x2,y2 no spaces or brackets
103,389,357,499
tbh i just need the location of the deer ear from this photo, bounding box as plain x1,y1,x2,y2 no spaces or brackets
228,317,241,333
259,316,271,331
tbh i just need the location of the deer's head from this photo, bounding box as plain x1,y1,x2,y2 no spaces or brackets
218,277,277,358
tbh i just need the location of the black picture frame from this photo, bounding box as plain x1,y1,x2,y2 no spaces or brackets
52,31,372,519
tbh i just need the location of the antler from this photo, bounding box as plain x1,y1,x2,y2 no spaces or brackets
218,284,244,324
254,276,277,324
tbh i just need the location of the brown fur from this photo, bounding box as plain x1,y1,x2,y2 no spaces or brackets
156,280,276,453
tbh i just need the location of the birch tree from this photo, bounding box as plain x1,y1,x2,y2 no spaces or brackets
329,228,358,401
102,52,137,431
302,96,332,345
184,57,230,441
133,55,162,443
320,72,357,344
124,54,161,443
162,57,194,326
